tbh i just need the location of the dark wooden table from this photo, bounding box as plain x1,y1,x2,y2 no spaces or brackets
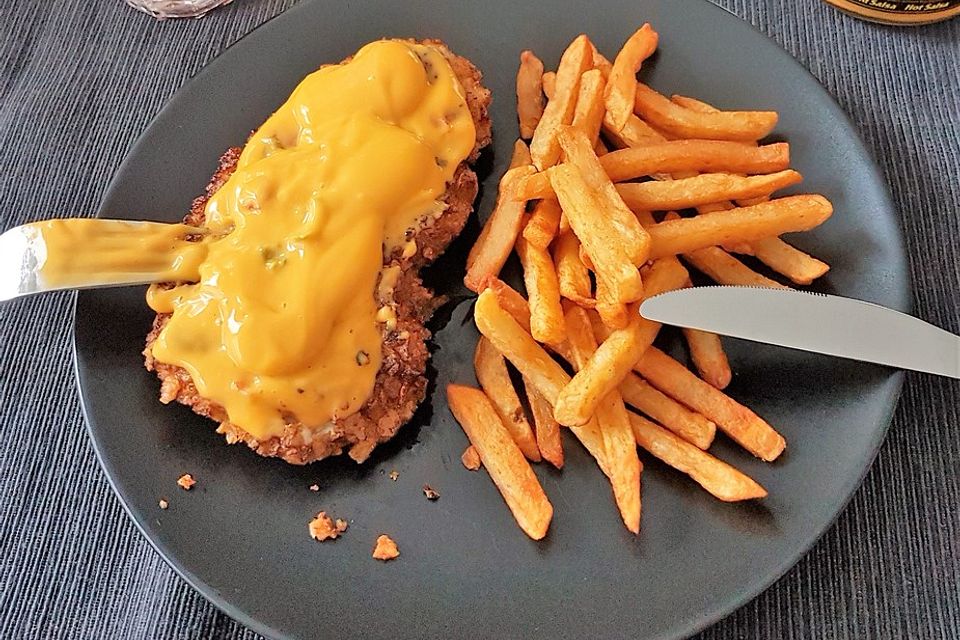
0,1,957,637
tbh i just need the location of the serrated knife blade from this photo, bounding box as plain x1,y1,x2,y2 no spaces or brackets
639,286,959,379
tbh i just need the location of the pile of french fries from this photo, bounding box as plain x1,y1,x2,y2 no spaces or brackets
448,24,833,540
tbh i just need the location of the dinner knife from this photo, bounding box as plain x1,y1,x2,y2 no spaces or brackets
639,286,959,379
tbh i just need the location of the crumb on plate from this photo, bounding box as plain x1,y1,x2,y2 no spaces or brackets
372,534,400,561
158,499,169,510
422,484,440,500
461,445,481,471
177,474,196,490
309,484,320,492
309,511,348,542
389,470,399,481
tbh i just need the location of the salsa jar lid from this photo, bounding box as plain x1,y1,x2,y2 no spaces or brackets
824,0,960,24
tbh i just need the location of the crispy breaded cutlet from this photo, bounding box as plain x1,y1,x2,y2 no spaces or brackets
144,40,492,465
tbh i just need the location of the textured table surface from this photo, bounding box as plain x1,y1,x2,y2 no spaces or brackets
1,1,958,638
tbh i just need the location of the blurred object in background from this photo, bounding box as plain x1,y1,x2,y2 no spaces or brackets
823,0,960,25
125,0,234,19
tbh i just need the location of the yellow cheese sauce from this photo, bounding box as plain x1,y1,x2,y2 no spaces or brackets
34,219,207,287
145,40,475,440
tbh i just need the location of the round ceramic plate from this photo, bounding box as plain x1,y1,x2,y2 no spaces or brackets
74,1,910,638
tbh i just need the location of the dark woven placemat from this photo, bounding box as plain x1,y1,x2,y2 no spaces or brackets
0,1,957,638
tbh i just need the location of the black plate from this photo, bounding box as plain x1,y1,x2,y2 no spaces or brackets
74,1,911,638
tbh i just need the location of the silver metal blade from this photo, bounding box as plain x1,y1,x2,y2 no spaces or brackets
640,286,960,379
0,224,46,302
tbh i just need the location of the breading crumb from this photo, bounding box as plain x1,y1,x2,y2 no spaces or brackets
461,445,481,471
309,511,348,541
158,499,169,510
372,534,400,561
309,484,320,492
389,470,400,481
177,474,196,490
422,484,440,500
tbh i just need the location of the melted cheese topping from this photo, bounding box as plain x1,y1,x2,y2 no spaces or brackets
145,40,475,439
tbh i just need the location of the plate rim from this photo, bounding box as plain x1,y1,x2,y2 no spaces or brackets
73,1,912,638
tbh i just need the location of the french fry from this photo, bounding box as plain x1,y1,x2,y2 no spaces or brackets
564,304,642,533
464,165,537,292
605,23,659,131
553,257,689,426
749,236,830,285
602,140,790,182
572,69,607,145
645,195,833,259
481,276,532,333
474,289,570,404
723,239,757,255
657,211,786,290
524,377,564,469
569,415,612,477
516,235,566,344
635,347,786,461
530,35,594,170
553,229,595,306
474,337,542,461
619,372,716,449
557,125,651,266
592,49,613,78
483,277,578,362
594,276,629,330
632,208,657,226
695,200,744,250
517,51,545,139
522,198,561,249
736,194,769,208
616,170,802,211
542,71,556,99
548,163,644,303
696,200,734,214
602,112,665,149
633,83,778,141
447,384,553,540
578,241,594,269
461,445,482,470
515,140,791,200
509,138,532,169
684,245,788,288
628,412,767,501
697,202,748,252
669,94,721,113
695,200,826,274
514,173,553,203
682,326,732,389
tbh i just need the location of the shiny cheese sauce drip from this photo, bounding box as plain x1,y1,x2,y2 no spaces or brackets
145,40,475,440
34,219,207,287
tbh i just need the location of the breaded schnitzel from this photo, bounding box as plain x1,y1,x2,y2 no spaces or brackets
144,40,492,464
